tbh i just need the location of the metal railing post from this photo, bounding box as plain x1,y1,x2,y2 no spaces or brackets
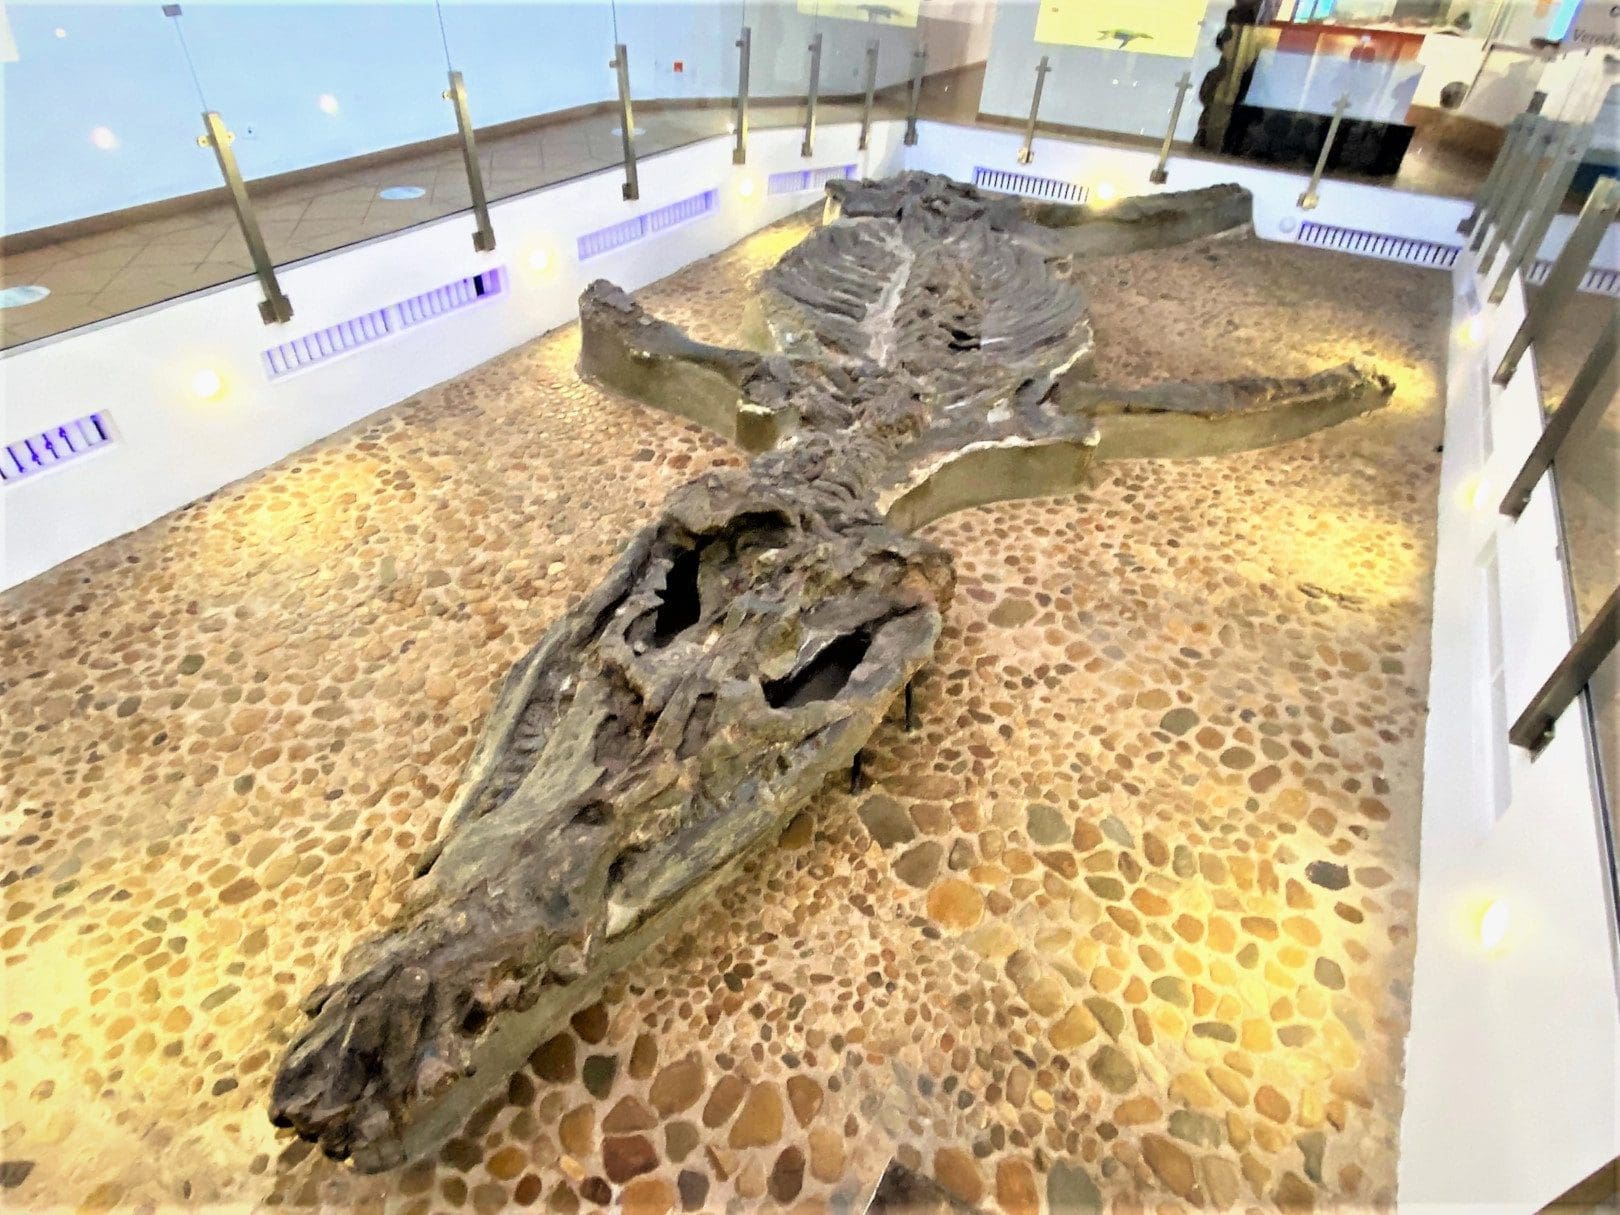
802,33,823,159
1489,121,1591,304
904,45,925,146
610,44,640,201
1472,115,1544,253
442,72,496,253
1510,586,1620,754
858,39,879,152
1494,177,1620,386
1017,56,1052,166
1297,94,1350,210
733,26,751,166
1499,320,1619,518
1149,72,1194,185
1480,119,1558,269
1459,115,1526,236
196,111,293,324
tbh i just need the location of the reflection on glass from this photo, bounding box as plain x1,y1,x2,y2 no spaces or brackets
4,0,1590,356
0,3,219,349
438,1,620,205
979,0,1222,143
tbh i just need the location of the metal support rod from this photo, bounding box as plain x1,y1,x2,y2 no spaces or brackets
197,111,293,324
610,44,640,201
858,39,879,152
1510,585,1620,754
1016,55,1052,165
442,72,496,253
1472,115,1544,253
801,33,823,159
1297,94,1350,211
1149,72,1193,185
1489,122,1590,304
1499,321,1619,518
1480,121,1557,269
1494,178,1620,386
1459,115,1526,236
903,45,925,146
733,26,751,166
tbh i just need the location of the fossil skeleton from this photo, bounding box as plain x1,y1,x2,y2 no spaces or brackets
268,173,1393,1171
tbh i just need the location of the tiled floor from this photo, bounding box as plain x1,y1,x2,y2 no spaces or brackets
0,205,1448,1212
0,60,1497,355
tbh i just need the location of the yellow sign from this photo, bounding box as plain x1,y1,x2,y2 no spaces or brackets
800,0,922,27
1034,0,1207,58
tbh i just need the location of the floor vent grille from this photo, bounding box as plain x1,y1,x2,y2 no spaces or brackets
578,189,719,260
3,412,115,485
262,269,506,380
971,167,1089,204
1295,221,1459,268
1525,258,1620,298
768,164,857,195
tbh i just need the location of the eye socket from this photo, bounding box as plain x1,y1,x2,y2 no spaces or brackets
651,546,703,645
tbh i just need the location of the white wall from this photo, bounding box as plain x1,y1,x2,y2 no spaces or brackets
1398,242,1620,1214
0,119,907,589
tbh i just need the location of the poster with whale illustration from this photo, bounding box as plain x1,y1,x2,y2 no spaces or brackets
1034,0,1207,57
799,0,922,26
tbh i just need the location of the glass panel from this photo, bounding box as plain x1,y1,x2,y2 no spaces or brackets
1542,291,1619,632
174,2,477,267
0,3,223,349
607,1,738,160
438,2,621,204
746,0,821,134
1541,288,1618,816
978,0,1224,143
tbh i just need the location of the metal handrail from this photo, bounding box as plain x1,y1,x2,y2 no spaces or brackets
1510,587,1620,754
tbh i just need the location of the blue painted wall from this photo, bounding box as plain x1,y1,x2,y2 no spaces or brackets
2,0,947,235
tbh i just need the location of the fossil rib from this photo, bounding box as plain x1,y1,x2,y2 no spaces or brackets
270,172,1394,1171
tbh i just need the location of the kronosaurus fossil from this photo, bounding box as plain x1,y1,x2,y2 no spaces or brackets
269,173,1393,1171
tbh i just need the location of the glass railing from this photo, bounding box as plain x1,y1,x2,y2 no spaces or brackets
1,0,1613,353
1479,161,1619,826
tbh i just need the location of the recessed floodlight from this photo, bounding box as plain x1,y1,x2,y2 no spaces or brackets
0,285,51,309
1478,899,1509,951
90,126,118,150
1093,181,1118,202
377,186,426,201
737,177,757,199
190,368,224,400
526,247,553,273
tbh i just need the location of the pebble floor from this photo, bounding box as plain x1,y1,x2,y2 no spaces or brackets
0,207,1448,1214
